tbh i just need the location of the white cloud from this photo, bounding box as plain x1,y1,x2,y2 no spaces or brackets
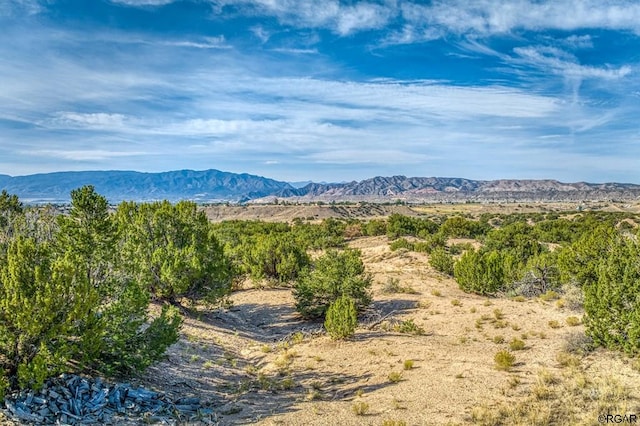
251,78,559,119
334,2,395,35
251,25,271,43
564,34,594,49
381,0,640,47
0,0,42,17
250,0,340,28
271,47,318,54
513,45,632,80
214,0,394,35
109,0,175,6
162,36,230,49
51,112,130,129
25,149,148,161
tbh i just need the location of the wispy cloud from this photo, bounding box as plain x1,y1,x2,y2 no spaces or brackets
513,45,632,81
0,0,42,17
50,112,131,130
334,2,395,36
214,0,395,35
25,149,148,161
270,47,318,54
563,34,594,49
251,25,272,43
109,0,176,6
396,0,640,42
161,36,231,49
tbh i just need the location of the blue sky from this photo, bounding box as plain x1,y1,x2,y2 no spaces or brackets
1,0,639,183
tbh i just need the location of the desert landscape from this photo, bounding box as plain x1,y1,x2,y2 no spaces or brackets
2,196,640,425
3,196,640,426
4,1,640,424
137,224,640,425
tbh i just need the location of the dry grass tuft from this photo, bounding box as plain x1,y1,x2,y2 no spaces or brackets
494,350,516,371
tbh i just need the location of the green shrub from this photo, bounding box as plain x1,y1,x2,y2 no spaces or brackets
583,237,640,354
393,319,425,335
414,233,447,254
363,219,387,236
115,200,232,303
557,224,618,287
454,249,506,295
386,214,423,238
389,238,414,251
245,233,310,283
0,374,9,400
0,190,23,238
429,247,454,276
439,216,490,238
324,296,358,340
0,187,181,395
294,249,372,318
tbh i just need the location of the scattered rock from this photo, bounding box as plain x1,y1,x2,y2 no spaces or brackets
1,374,216,425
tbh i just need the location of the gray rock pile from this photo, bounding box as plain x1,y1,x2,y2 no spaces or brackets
1,374,214,424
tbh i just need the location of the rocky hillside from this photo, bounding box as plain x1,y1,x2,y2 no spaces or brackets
273,176,640,202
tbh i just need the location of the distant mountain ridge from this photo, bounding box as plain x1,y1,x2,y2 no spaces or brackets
0,169,294,203
274,176,640,202
1,170,639,203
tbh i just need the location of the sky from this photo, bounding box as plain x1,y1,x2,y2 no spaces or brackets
1,0,639,183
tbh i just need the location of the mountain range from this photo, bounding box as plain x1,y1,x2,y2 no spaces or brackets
1,169,639,204
0,170,292,203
